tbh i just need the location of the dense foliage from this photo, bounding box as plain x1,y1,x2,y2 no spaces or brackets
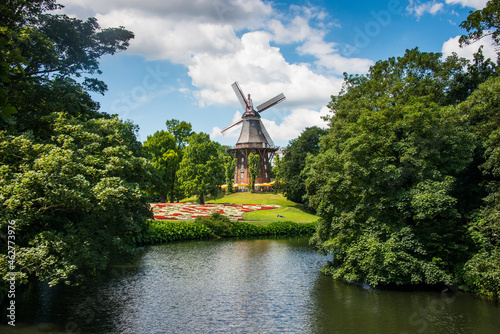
177,133,224,204
277,126,327,208
305,47,498,292
143,130,176,202
137,213,316,244
457,75,500,298
224,155,236,194
165,120,193,201
0,0,133,125
0,0,151,299
143,120,192,202
460,0,500,47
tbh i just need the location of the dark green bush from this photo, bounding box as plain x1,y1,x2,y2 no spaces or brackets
194,212,234,237
137,213,317,245
137,221,212,244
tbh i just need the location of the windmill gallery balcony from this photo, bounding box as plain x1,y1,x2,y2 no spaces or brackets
225,143,280,150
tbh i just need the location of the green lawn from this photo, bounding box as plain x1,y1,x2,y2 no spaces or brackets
242,206,317,223
182,192,318,224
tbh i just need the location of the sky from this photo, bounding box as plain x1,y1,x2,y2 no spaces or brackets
59,0,497,147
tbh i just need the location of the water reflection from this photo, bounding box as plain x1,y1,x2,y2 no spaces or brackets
106,239,326,333
310,275,500,334
1,238,499,334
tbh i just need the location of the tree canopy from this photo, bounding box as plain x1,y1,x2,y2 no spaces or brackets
456,75,500,298
278,126,327,208
165,120,193,202
0,0,150,299
143,130,177,202
224,155,236,194
0,0,134,125
460,0,500,48
144,120,193,202
304,48,482,287
177,133,224,204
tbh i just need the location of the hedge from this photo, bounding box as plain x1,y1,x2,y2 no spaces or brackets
136,213,316,245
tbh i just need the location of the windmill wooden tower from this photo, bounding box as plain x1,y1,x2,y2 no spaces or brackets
221,82,285,187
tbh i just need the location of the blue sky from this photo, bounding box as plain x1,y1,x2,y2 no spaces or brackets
61,0,497,147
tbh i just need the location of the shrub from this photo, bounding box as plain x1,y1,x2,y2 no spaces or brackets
137,213,317,245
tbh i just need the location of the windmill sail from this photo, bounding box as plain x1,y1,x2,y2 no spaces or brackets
256,93,286,113
231,82,249,111
221,119,243,133
259,119,274,147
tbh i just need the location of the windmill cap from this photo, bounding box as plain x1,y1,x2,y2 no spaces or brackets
236,118,271,145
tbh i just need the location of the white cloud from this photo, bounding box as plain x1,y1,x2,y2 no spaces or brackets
96,9,242,63
442,35,498,61
188,30,343,109
62,0,272,28
60,0,373,143
62,1,368,96
65,0,360,108
297,35,374,75
269,16,316,44
262,107,329,142
445,0,489,9
407,1,445,20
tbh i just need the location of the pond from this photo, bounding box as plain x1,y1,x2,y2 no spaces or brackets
2,238,499,333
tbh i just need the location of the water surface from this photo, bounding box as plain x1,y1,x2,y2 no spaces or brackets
2,238,499,333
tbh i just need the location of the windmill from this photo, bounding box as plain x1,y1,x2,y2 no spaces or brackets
222,82,286,187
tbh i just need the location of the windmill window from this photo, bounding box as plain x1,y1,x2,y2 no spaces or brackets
264,164,267,170
265,172,268,178
241,164,244,169
241,172,244,179
241,158,244,162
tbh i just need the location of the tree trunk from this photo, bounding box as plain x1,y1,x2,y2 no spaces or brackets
170,170,176,203
199,192,204,205
160,192,166,203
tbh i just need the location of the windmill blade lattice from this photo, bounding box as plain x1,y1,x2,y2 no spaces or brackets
221,119,243,133
256,93,286,113
258,119,275,147
231,82,249,111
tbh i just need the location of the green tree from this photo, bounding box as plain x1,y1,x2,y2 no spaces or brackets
280,126,327,207
248,153,260,193
143,130,176,202
272,153,283,194
224,155,236,194
0,112,153,294
0,0,147,300
165,120,192,202
178,133,224,204
0,0,133,125
304,49,476,287
456,76,500,298
460,0,500,49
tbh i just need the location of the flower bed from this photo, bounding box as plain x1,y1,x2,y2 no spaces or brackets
150,203,280,221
